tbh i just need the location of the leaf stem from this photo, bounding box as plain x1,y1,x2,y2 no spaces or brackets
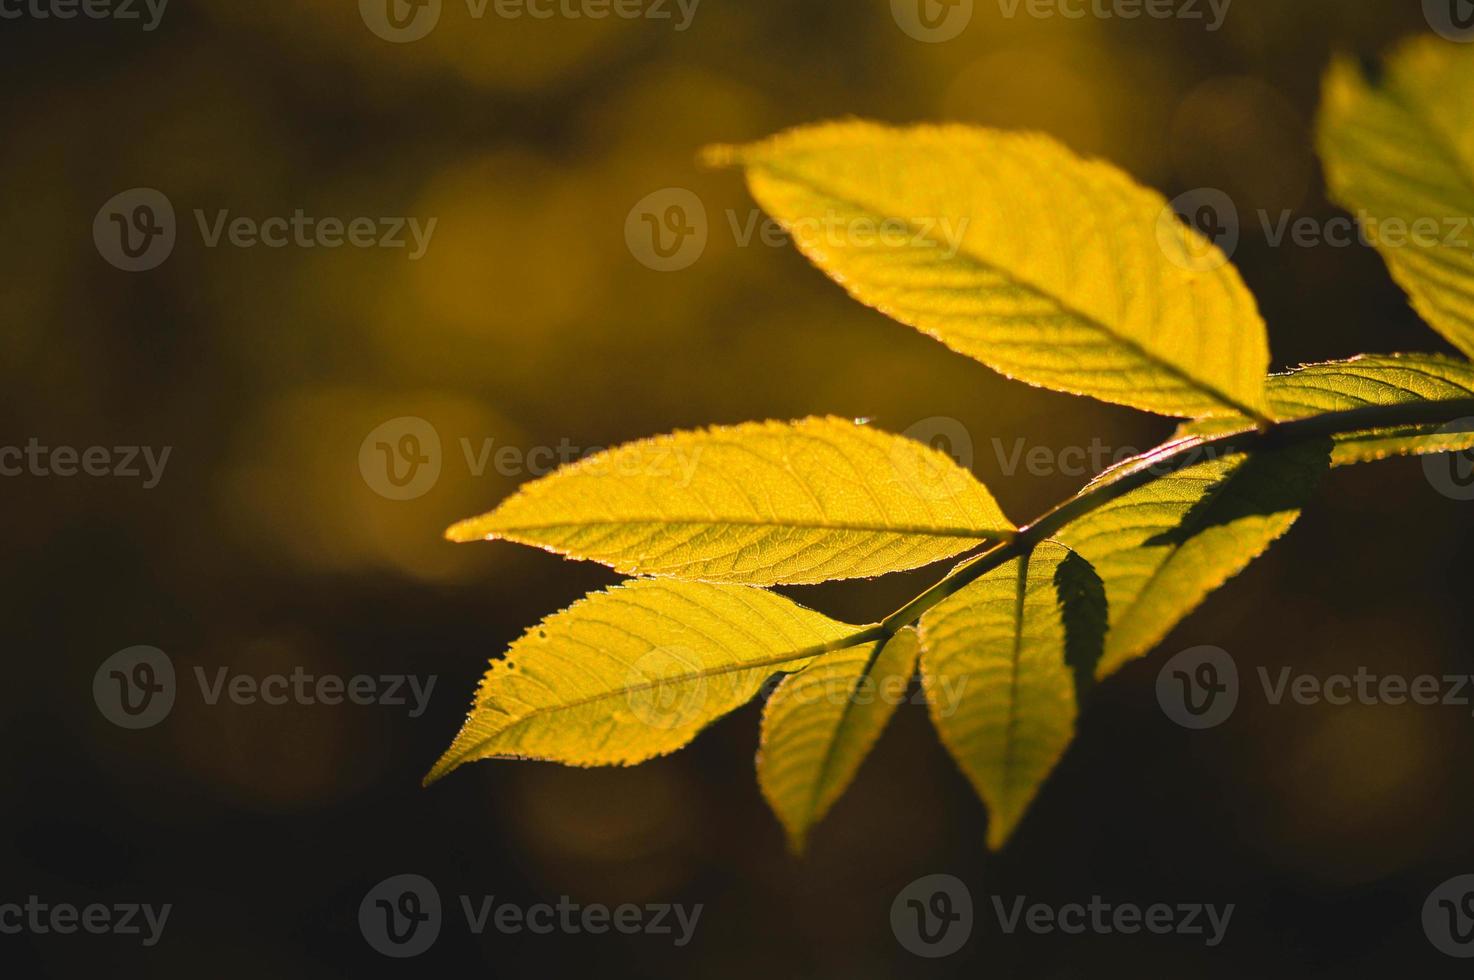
879,397,1474,634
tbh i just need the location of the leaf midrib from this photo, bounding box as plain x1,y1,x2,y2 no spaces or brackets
432,626,885,778
469,517,1008,539
747,158,1266,419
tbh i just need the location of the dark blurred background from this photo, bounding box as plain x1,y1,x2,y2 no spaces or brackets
5,0,1474,975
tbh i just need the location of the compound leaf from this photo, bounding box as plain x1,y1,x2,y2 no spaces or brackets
447,417,1014,586
1178,353,1474,465
426,580,870,783
919,540,1106,850
1319,41,1474,357
757,628,920,853
709,122,1270,419
1057,442,1331,677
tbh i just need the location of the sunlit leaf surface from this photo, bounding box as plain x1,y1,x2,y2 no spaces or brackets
757,628,919,852
1058,442,1331,676
427,580,870,782
1179,354,1474,465
448,417,1014,585
1319,40,1474,357
920,541,1105,849
711,122,1271,418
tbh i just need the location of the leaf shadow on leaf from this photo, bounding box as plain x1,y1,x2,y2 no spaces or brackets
1053,547,1109,703
1140,439,1334,549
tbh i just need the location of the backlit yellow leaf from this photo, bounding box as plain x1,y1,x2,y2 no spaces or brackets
1058,442,1330,677
1319,41,1474,357
447,417,1014,585
1177,353,1474,466
757,628,919,853
709,122,1271,419
919,541,1105,849
426,579,871,783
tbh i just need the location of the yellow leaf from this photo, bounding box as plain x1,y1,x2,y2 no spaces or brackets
709,122,1271,419
447,417,1014,585
919,541,1105,850
426,579,871,783
1319,41,1474,357
1058,442,1330,676
757,628,919,853
1176,353,1474,466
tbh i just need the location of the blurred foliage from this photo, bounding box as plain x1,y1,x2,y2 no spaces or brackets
4,0,1474,975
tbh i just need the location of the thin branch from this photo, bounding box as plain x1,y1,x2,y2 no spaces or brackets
880,396,1474,634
